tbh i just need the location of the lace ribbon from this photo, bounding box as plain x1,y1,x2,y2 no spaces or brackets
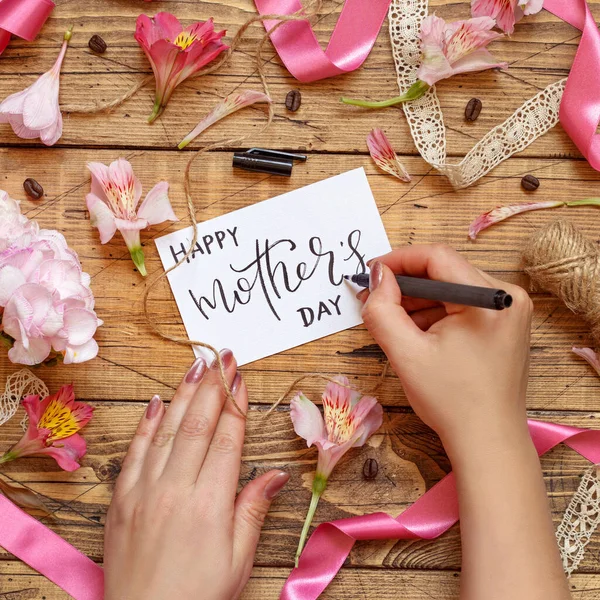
389,0,596,188
0,368,48,428
556,463,600,576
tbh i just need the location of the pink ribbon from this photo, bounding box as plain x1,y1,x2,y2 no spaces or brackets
253,0,391,83
544,0,600,171
280,419,600,599
0,0,54,54
0,419,598,599
0,493,104,599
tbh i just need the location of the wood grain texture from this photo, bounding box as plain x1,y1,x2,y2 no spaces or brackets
2,1,600,598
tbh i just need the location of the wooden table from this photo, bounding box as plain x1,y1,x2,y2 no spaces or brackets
2,1,600,597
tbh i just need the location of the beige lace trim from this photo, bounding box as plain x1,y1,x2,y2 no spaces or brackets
0,369,48,429
556,464,600,576
388,0,565,189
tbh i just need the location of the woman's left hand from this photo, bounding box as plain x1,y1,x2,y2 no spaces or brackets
103,349,290,600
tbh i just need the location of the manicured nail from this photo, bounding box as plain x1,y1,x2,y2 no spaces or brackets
231,371,242,395
370,261,383,292
212,348,233,370
185,357,207,384
146,395,161,419
264,471,290,500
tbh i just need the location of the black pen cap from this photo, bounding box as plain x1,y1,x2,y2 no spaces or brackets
233,153,293,176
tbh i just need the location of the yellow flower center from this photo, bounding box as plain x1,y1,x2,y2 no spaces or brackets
174,32,198,50
323,402,355,444
38,399,80,442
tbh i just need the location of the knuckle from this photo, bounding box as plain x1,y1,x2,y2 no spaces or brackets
211,432,237,454
179,412,211,439
239,502,267,531
152,427,176,448
361,300,385,328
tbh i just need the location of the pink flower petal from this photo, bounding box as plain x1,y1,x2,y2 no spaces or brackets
22,72,60,131
137,181,178,225
0,265,26,305
178,90,271,149
63,338,99,364
350,397,383,447
60,307,99,346
86,193,117,244
36,433,87,471
39,111,63,147
367,128,411,182
290,392,327,447
469,200,564,240
8,338,52,365
573,347,600,377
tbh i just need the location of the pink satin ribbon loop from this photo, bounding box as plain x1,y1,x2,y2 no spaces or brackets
0,0,54,54
281,419,600,599
0,494,104,600
253,0,391,82
541,0,600,170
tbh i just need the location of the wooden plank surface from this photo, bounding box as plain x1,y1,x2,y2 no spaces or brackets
2,1,600,598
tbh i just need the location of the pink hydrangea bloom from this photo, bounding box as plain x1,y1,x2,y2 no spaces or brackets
0,190,102,366
471,0,544,35
86,158,178,276
0,29,71,146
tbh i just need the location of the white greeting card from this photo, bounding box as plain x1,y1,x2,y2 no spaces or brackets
155,168,391,365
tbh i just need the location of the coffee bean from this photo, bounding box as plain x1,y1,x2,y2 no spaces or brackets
521,174,540,191
23,178,43,200
464,98,483,121
88,34,107,54
285,89,302,112
362,458,378,480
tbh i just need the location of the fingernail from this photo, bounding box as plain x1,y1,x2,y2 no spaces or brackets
185,357,207,384
146,395,161,419
231,371,242,395
264,471,290,500
370,261,383,292
212,348,233,370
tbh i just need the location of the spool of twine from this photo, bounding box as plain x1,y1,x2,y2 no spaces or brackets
522,220,600,347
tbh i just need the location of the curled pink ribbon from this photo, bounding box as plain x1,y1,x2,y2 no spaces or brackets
280,419,600,599
543,0,600,171
0,0,54,54
253,0,392,83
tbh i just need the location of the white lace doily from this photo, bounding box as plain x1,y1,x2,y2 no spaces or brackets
388,0,565,189
0,369,48,428
556,464,600,576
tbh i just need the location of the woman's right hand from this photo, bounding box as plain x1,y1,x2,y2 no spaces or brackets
359,245,533,459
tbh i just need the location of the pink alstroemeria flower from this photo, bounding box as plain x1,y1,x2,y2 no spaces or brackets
367,128,411,182
472,0,544,35
342,16,506,108
291,376,383,565
135,13,228,123
178,90,271,149
0,385,93,471
573,347,600,377
86,159,178,276
0,28,72,146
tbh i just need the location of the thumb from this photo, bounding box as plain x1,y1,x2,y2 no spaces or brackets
362,261,424,357
233,470,289,563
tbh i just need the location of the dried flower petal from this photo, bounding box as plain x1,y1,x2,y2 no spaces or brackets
178,90,271,149
366,129,411,182
468,200,564,240
573,347,600,377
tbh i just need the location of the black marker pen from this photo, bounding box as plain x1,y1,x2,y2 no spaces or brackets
345,273,512,311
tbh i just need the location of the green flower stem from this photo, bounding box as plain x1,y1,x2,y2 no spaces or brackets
295,473,328,568
341,80,430,108
566,198,600,207
129,246,148,277
64,25,74,42
148,98,165,124
0,451,18,465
